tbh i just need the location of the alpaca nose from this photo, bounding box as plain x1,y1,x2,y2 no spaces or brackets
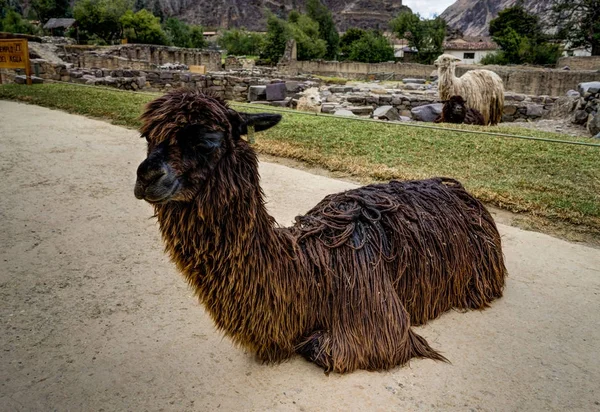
134,161,168,199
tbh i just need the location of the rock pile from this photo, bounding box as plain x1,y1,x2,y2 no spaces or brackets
571,82,600,138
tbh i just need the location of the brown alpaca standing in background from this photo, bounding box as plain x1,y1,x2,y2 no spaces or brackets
134,89,507,374
436,95,486,125
435,54,505,126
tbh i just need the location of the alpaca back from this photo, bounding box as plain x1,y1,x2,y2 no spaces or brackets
293,178,506,327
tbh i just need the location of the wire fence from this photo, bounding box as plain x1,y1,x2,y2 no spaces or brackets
6,77,600,149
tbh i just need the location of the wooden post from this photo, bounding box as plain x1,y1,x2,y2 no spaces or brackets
23,40,32,85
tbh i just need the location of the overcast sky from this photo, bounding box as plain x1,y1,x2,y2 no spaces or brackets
403,0,456,18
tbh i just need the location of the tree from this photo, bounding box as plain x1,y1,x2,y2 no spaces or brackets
74,0,132,44
162,17,206,48
188,25,206,49
552,0,600,55
0,9,40,34
306,0,339,59
489,3,545,42
339,28,367,59
121,9,168,45
218,28,265,56
348,30,395,63
31,0,71,23
487,4,562,65
261,13,291,64
289,14,327,60
390,11,446,64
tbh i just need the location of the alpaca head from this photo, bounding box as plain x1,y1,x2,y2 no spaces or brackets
434,54,461,69
300,87,322,107
444,95,467,118
134,89,281,204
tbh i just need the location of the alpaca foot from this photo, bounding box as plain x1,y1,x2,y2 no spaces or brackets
296,331,334,373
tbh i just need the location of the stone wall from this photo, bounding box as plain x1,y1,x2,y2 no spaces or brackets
281,60,435,81
557,56,600,71
61,44,222,72
281,59,600,97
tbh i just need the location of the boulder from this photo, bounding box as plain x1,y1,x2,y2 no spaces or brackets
248,85,267,101
572,110,589,125
334,109,356,117
411,103,443,122
566,90,581,98
373,106,400,121
587,112,600,136
266,82,286,101
578,81,600,95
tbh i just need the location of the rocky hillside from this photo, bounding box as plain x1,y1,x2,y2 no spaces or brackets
155,0,410,31
440,0,553,37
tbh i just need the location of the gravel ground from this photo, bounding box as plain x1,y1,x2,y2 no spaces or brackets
1,101,599,411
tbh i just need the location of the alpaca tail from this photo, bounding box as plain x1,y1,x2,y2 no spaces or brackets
408,329,450,363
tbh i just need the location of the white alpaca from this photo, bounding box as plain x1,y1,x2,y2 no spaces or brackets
296,87,322,113
434,54,505,126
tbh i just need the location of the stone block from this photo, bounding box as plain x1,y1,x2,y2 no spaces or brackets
330,86,353,93
285,81,301,93
366,95,380,105
266,82,287,101
160,71,173,80
248,85,267,101
347,95,366,104
403,78,426,84
379,95,393,104
503,105,518,116
373,106,400,121
321,103,338,114
572,110,589,125
334,109,356,117
348,106,373,116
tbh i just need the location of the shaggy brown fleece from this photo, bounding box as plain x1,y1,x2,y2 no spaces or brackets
435,95,486,125
135,89,508,374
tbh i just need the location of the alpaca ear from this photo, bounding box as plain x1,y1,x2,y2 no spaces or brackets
239,113,282,134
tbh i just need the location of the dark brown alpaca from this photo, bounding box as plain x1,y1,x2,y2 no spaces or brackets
435,95,486,125
134,89,507,373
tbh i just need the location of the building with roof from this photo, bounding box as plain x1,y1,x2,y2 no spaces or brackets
443,38,499,64
43,18,76,36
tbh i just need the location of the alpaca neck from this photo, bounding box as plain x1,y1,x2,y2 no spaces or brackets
156,146,284,282
439,64,459,100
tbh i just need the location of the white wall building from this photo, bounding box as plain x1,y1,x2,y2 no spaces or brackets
443,39,499,64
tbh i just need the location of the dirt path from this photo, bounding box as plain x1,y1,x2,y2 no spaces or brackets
1,101,599,412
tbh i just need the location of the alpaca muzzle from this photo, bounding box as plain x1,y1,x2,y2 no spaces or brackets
134,161,179,203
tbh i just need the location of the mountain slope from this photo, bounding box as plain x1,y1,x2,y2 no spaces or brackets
440,0,552,37
156,0,410,31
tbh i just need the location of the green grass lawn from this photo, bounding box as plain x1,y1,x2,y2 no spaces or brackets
1,83,599,235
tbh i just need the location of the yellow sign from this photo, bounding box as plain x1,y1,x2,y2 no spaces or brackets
0,39,29,69
189,65,206,74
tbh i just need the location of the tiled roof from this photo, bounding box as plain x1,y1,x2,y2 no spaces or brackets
43,18,76,29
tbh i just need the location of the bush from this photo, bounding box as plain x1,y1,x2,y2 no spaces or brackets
218,29,265,56
260,13,291,64
163,17,206,49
